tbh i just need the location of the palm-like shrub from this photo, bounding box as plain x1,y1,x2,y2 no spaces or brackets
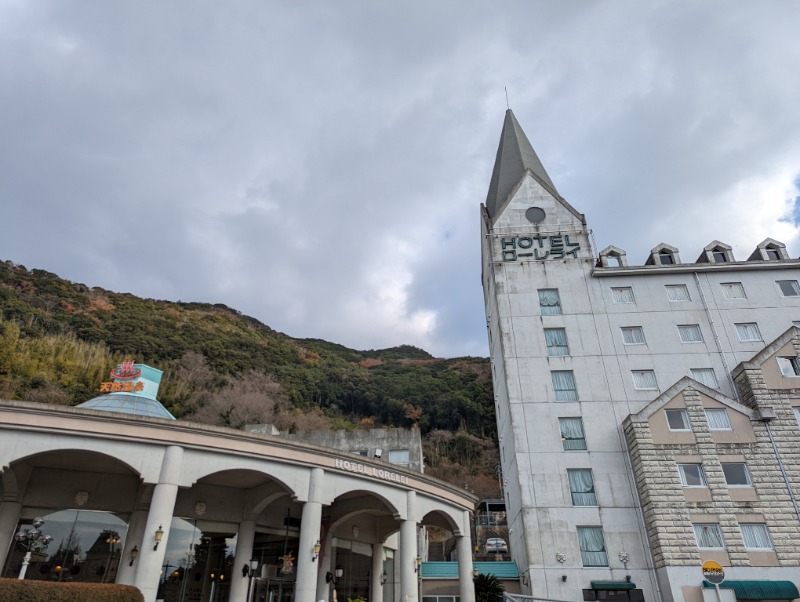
474,573,505,602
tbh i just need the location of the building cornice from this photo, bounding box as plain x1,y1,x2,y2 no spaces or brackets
592,259,800,277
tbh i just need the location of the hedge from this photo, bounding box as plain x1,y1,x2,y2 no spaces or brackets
0,579,143,602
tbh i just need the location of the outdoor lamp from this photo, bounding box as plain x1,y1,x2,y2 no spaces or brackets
335,565,344,579
153,525,164,550
129,546,139,566
380,570,388,585
473,567,479,580
312,540,321,561
414,557,422,573
250,559,259,573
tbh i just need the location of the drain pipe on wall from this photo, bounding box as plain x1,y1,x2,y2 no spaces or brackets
760,411,800,522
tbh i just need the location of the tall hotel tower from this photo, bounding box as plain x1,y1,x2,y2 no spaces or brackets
481,110,800,602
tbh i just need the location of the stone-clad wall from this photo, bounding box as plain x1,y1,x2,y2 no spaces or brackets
624,349,800,570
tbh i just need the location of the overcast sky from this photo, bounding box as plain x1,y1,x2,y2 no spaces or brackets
2,1,799,358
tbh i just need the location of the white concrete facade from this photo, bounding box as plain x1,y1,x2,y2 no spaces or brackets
0,400,476,602
480,111,800,602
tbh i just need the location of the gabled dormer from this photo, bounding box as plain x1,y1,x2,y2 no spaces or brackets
748,238,789,261
732,326,800,396
696,241,734,264
645,243,681,266
596,245,628,267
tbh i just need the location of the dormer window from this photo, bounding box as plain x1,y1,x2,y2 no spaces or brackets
646,243,680,266
659,252,675,265
596,245,628,268
748,238,788,261
712,249,727,263
766,248,781,260
697,241,733,263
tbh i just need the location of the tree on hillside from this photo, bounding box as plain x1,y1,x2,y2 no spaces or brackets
186,370,288,430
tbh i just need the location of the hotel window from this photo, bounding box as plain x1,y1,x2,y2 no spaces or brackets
712,249,728,263
538,289,562,315
794,407,800,424
693,524,724,549
568,469,597,506
659,251,675,265
735,322,762,342
388,449,410,467
678,324,704,343
544,328,569,356
777,357,800,377
665,409,690,431
678,463,707,487
621,326,646,345
741,524,772,549
721,282,746,299
611,286,635,303
552,371,577,400
765,247,781,260
559,418,587,450
691,368,719,388
577,527,608,567
777,280,800,297
721,462,751,486
666,284,690,302
705,408,732,430
632,370,658,390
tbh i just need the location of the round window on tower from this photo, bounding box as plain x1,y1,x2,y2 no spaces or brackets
525,207,546,224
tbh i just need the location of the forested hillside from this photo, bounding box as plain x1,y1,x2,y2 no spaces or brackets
0,260,500,497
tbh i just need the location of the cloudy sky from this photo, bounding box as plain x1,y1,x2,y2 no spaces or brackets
2,1,799,358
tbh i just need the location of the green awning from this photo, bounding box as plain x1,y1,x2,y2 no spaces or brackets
702,580,799,600
591,581,636,590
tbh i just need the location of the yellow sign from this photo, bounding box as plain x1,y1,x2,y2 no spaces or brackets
99,381,144,393
702,560,725,584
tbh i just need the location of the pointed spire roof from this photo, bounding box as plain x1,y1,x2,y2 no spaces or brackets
485,110,558,219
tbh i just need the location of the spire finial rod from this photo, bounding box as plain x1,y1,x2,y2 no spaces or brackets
504,87,510,110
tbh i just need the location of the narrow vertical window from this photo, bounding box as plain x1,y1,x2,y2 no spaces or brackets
544,328,569,356
567,469,597,506
577,527,608,566
559,418,586,450
552,371,577,400
538,289,562,315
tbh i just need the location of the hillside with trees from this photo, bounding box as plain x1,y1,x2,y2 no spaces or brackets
0,260,499,497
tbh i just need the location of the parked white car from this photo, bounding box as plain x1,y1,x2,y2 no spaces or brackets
485,538,508,553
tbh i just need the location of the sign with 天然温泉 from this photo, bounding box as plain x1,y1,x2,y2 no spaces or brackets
498,234,581,262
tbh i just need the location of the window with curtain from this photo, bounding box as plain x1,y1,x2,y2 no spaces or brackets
678,324,703,343
631,370,657,390
538,289,562,315
568,469,597,506
721,282,746,299
691,368,719,388
678,464,707,487
794,407,800,424
559,418,586,450
721,463,751,486
665,284,690,301
611,287,635,303
735,323,762,342
693,524,724,548
577,527,608,566
544,328,569,356
665,409,690,431
552,371,577,400
741,524,772,549
705,408,732,430
621,326,645,345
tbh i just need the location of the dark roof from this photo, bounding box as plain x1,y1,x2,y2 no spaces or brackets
485,109,558,219
421,561,519,579
703,581,799,600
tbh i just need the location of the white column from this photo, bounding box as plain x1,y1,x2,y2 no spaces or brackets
457,510,475,602
399,491,418,602
315,530,334,602
371,543,384,602
116,509,148,585
295,468,324,602
0,501,21,572
229,520,256,602
133,445,184,602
